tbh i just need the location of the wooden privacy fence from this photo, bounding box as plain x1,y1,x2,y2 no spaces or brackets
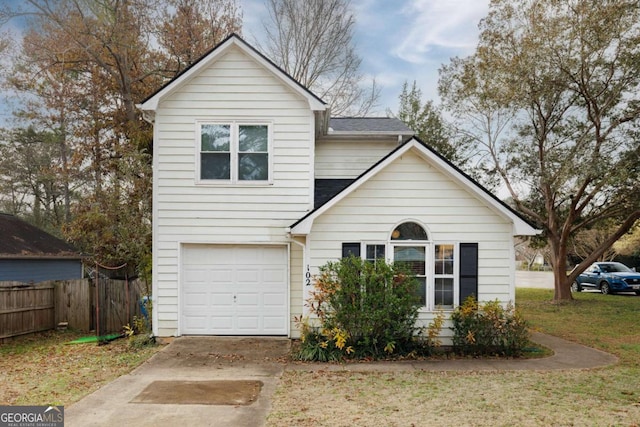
94,278,147,337
0,281,56,340
0,278,148,340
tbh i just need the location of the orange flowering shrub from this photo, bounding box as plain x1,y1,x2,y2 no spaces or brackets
451,296,529,357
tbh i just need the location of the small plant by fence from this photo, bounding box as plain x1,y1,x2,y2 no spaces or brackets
0,278,148,341
95,278,147,337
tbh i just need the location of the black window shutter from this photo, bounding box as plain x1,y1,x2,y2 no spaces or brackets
342,243,361,259
459,243,478,304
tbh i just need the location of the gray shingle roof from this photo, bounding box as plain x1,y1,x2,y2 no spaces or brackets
329,117,414,134
0,213,81,258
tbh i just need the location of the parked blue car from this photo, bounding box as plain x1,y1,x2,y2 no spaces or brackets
572,262,640,295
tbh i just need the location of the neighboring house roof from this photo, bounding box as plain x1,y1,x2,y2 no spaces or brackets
329,117,414,135
0,213,81,259
138,33,326,117
290,138,540,236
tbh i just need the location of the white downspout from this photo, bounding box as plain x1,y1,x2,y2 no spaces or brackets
288,233,310,320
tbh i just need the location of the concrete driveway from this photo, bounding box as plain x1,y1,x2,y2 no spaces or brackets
65,332,617,427
64,337,290,427
515,270,554,289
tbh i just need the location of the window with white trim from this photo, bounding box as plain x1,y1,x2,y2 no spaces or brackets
199,122,271,182
340,222,476,310
393,245,427,305
434,244,455,308
365,244,385,264
390,221,430,306
342,242,360,258
341,243,386,265
392,242,458,309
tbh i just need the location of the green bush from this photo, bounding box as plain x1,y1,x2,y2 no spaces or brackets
451,296,530,357
295,256,441,360
123,303,155,349
128,333,156,349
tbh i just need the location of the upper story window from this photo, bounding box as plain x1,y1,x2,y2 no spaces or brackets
199,122,271,183
391,222,429,240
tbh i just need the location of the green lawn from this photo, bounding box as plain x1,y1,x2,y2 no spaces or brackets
268,289,640,426
517,288,640,367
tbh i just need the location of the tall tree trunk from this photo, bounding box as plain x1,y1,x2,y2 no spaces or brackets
549,235,573,301
59,119,71,225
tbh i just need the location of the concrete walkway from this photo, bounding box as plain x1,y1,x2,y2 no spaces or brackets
64,334,617,427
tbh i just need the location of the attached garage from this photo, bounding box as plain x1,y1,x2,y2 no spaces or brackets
181,244,289,335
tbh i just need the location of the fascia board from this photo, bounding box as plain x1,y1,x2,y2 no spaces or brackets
327,131,415,136
139,36,326,112
409,142,540,236
290,141,417,235
240,45,326,111
138,38,235,111
291,138,540,236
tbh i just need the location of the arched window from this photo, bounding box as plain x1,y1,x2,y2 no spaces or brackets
390,221,430,306
390,221,429,241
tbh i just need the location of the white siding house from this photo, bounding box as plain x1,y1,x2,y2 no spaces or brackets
292,142,528,341
139,34,538,339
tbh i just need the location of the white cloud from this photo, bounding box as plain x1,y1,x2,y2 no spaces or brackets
393,0,488,63
368,70,405,89
241,0,267,39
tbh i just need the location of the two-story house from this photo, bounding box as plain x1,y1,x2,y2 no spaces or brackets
139,34,538,340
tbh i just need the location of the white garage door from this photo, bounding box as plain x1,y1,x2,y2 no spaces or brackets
181,245,288,335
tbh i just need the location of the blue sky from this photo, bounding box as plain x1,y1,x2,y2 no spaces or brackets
242,0,489,115
0,0,489,124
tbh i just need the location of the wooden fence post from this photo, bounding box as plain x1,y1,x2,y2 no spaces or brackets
1,277,143,339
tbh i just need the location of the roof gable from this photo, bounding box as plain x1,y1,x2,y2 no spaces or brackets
290,138,539,236
139,33,326,114
0,214,81,259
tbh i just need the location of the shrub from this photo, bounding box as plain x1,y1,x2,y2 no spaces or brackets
451,296,530,357
128,333,156,349
294,321,353,362
296,256,442,360
123,303,155,349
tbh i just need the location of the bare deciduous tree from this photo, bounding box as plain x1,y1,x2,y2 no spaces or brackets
0,0,243,271
439,0,640,301
514,237,551,270
157,0,242,75
613,225,640,258
570,225,619,263
258,0,378,116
